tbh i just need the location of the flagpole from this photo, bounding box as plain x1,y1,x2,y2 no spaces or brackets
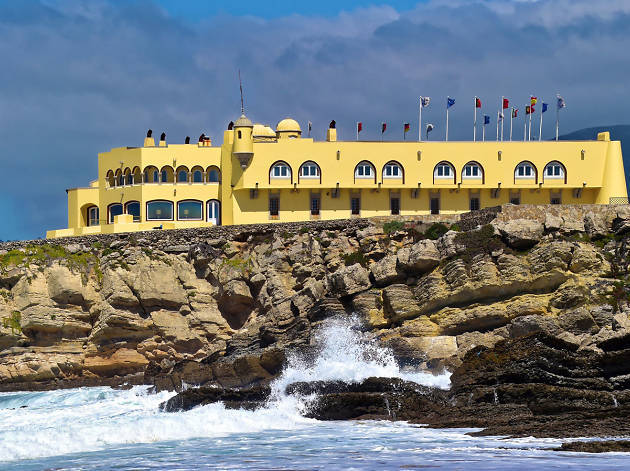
418,98,422,142
482,121,485,142
356,122,358,142
500,96,504,142
473,97,477,142
446,105,449,142
528,108,532,141
510,108,513,141
524,121,527,142
538,98,543,141
496,110,499,141
555,102,559,141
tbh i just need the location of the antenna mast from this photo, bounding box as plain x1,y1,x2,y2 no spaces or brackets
239,70,244,114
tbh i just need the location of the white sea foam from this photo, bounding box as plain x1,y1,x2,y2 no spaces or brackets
0,315,450,462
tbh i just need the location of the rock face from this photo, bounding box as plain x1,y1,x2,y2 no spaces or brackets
2,204,630,400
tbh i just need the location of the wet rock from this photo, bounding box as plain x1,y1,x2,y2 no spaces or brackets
160,384,271,412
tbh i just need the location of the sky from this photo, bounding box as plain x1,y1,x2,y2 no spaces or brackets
1,0,629,241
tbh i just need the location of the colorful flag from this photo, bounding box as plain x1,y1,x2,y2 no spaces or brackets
512,108,518,118
447,97,455,108
557,94,566,109
526,105,536,114
483,115,490,125
357,122,363,133
530,96,538,106
404,123,410,133
381,122,387,134
421,96,431,107
503,98,509,109
542,103,549,113
475,97,482,108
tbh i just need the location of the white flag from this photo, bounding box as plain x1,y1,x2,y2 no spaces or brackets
421,96,431,107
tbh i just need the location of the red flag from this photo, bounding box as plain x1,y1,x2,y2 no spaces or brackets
503,98,509,109
530,96,538,106
381,122,387,133
475,97,482,108
357,122,363,133
403,123,410,133
525,105,532,115
512,108,518,118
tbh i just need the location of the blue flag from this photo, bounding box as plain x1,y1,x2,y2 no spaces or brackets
483,115,490,125
542,103,549,113
447,97,455,108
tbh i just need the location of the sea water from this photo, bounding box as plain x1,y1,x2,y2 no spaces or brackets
0,317,628,470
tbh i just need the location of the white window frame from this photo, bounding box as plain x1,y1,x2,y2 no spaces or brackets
271,164,291,179
463,163,481,179
434,163,454,179
355,162,374,179
515,163,535,179
300,163,320,178
544,163,564,179
88,206,99,226
383,163,402,179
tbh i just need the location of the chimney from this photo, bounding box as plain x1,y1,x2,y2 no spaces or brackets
326,120,337,142
144,129,155,147
159,132,167,147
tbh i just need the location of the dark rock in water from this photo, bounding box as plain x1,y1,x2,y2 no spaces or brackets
554,440,630,453
160,385,271,412
287,377,449,421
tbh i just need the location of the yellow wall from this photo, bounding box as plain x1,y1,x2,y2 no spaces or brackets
46,121,628,238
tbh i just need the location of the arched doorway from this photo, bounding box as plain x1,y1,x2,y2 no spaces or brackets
207,200,221,225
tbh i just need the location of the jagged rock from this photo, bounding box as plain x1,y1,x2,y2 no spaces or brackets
493,219,544,249
397,239,441,273
46,265,84,306
557,308,599,334
430,304,514,336
382,284,422,322
328,264,370,297
508,314,559,338
369,255,402,286
549,281,589,309
218,280,254,329
160,384,271,412
584,211,609,238
308,297,346,322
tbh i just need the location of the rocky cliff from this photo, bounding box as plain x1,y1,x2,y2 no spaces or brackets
2,204,630,399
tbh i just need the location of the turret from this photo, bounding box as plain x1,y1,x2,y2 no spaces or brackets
232,114,254,169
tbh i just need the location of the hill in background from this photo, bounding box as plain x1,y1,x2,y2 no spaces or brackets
559,125,630,192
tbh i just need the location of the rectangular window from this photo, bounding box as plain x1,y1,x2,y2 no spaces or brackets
390,197,400,215
551,196,561,205
351,197,360,215
430,197,440,215
269,197,280,217
469,197,480,211
311,197,320,216
510,197,520,205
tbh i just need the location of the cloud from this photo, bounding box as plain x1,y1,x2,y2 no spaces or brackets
0,0,629,239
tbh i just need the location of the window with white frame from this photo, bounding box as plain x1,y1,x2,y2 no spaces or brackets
515,162,535,178
88,206,99,226
383,163,402,178
355,162,374,178
300,162,320,178
463,163,482,179
434,162,454,179
271,163,291,178
544,162,565,179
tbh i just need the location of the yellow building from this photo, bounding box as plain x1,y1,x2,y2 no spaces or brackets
46,116,628,238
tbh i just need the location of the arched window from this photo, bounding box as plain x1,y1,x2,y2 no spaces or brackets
160,166,174,183
146,200,173,221
115,170,124,187
123,168,132,186
108,203,123,224
106,170,115,188
462,162,483,180
144,166,158,183
543,161,566,180
87,206,99,226
177,200,203,220
354,161,375,179
207,166,221,183
191,166,204,183
299,161,320,178
270,162,291,179
132,167,142,184
383,161,403,179
125,201,140,222
515,161,536,179
434,162,455,180
176,166,189,183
